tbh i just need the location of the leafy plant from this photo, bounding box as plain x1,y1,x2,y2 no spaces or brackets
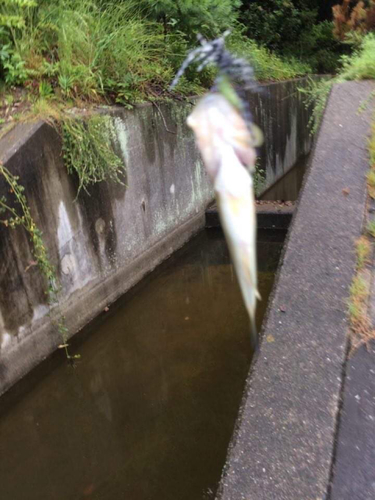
300,32,375,133
0,162,78,359
0,0,36,82
135,0,240,39
62,115,125,195
339,32,375,80
1,49,28,83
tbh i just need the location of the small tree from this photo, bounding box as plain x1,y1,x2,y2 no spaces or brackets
333,0,375,42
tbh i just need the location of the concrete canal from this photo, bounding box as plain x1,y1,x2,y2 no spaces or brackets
0,228,285,500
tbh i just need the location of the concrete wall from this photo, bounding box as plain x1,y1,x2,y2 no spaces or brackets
0,103,213,395
249,78,314,193
0,79,314,395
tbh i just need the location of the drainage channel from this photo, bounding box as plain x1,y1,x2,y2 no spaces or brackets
0,227,285,500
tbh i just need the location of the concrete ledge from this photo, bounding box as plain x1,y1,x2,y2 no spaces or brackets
206,202,294,230
218,80,375,500
329,198,375,499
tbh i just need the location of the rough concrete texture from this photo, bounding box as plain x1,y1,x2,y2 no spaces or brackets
330,342,375,500
0,79,313,394
249,79,314,193
330,210,375,500
218,80,375,500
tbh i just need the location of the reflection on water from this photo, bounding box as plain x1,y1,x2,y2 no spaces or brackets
261,154,309,202
0,229,285,500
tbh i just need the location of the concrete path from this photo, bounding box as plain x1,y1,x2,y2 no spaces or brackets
218,81,375,500
330,194,375,499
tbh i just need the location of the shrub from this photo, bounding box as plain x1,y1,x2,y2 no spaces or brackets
339,32,375,80
301,32,375,133
227,25,311,82
135,0,240,39
333,0,375,42
0,0,36,83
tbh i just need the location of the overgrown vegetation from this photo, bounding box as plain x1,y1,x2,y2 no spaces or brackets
1,0,358,116
239,0,345,74
333,0,375,44
356,235,371,268
0,162,79,359
302,31,375,133
347,123,375,349
349,235,373,348
62,115,125,195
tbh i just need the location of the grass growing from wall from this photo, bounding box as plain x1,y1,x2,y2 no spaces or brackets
0,163,79,360
62,115,125,195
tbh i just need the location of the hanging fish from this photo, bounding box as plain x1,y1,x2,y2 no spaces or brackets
187,92,261,350
171,32,263,350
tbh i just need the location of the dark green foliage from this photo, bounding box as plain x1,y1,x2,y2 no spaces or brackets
240,0,316,52
0,0,36,83
297,20,344,73
239,0,344,73
136,0,240,39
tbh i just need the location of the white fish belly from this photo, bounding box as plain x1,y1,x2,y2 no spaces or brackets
214,152,258,321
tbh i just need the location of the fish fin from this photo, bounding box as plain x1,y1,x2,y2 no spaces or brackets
256,289,261,301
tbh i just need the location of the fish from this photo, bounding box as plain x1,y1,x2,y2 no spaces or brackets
187,92,261,350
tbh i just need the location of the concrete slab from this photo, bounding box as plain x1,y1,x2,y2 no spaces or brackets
206,202,294,230
330,216,375,499
218,80,375,500
329,342,375,500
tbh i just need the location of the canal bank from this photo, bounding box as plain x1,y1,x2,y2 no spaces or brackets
218,80,375,500
0,78,314,395
0,228,285,500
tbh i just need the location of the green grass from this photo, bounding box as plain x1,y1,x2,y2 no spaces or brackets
62,115,125,195
0,1,313,110
350,274,369,301
356,236,371,269
339,34,375,82
302,33,375,133
367,170,375,198
348,273,370,334
227,26,311,82
13,0,176,103
367,220,375,238
370,123,375,168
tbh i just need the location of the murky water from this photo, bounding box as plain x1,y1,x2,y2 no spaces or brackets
261,154,309,202
0,229,285,500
